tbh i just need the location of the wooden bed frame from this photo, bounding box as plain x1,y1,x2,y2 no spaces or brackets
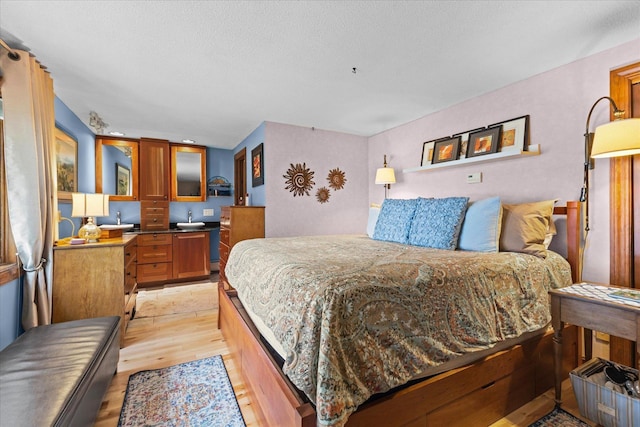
218,201,583,427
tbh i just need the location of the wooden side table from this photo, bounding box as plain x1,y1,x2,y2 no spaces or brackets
549,283,640,405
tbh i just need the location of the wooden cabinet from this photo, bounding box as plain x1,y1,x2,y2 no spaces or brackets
140,200,169,231
137,233,173,287
137,231,211,287
219,206,265,286
173,231,210,279
139,137,170,201
52,235,137,347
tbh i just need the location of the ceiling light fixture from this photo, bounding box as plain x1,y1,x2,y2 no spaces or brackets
88,111,108,134
109,131,125,137
182,139,196,144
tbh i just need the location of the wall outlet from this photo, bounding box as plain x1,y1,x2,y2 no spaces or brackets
203,208,214,217
466,172,482,184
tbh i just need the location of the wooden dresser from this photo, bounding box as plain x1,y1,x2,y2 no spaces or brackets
136,232,173,286
52,235,137,347
219,206,265,287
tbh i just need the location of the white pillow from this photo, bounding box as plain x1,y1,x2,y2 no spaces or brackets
366,204,381,238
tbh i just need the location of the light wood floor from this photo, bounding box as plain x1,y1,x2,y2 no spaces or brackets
95,280,596,427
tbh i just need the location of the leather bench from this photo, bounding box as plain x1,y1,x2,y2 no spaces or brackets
0,316,120,427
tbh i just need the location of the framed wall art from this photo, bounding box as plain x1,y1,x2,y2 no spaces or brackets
432,136,461,164
55,127,78,201
466,127,501,158
116,163,130,196
251,143,264,187
452,127,485,159
488,115,530,153
421,137,449,166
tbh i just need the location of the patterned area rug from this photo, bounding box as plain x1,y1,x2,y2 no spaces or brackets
118,355,246,427
135,281,217,318
529,406,590,427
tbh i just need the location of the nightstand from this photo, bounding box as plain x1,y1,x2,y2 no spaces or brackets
549,283,640,405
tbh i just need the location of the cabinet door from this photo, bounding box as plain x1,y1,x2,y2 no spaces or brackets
173,232,210,279
139,138,170,200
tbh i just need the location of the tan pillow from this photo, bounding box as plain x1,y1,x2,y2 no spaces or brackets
500,200,556,258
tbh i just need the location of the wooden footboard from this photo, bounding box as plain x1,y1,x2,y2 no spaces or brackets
219,283,316,427
219,281,579,427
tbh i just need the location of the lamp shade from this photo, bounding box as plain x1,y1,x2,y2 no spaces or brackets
71,193,109,217
375,167,396,185
591,118,640,158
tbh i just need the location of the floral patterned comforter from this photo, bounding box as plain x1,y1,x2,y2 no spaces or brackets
225,235,572,427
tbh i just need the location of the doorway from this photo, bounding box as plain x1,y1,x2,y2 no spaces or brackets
234,148,246,206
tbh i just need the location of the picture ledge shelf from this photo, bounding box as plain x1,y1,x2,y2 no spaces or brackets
403,144,541,173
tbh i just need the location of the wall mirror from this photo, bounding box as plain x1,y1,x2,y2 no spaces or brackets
171,144,206,202
95,136,139,201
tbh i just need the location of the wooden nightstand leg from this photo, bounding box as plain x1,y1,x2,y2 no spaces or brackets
551,294,563,406
553,323,564,406
583,328,593,362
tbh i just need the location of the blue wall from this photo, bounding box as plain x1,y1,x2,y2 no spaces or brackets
234,122,266,207
0,277,21,351
1,97,238,350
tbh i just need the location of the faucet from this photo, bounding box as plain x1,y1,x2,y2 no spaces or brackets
116,211,121,225
188,210,192,223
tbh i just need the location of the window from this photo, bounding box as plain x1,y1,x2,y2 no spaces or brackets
0,116,19,285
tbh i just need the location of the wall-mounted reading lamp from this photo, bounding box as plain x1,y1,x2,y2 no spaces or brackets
375,154,396,199
581,96,640,231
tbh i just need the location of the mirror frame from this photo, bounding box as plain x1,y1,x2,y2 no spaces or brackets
95,136,139,201
170,144,206,202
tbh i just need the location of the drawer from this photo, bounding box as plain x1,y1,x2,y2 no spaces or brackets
138,233,173,246
219,242,230,263
141,200,169,210
124,243,136,267
125,263,137,294
138,262,173,283
219,228,230,245
140,215,169,231
425,364,535,426
138,245,172,263
220,207,230,227
124,291,137,324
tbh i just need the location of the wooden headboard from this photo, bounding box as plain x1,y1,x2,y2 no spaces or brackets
553,200,582,284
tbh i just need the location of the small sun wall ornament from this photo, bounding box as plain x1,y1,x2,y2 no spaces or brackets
327,168,346,190
283,163,315,197
316,187,330,204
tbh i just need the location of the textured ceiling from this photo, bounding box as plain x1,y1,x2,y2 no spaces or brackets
1,1,639,149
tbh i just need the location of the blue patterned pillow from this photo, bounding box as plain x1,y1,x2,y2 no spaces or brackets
408,197,469,249
373,198,418,244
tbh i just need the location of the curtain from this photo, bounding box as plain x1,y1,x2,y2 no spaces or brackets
1,47,57,329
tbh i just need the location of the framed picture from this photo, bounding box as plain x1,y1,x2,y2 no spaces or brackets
452,127,485,159
55,127,78,201
116,163,130,196
432,136,461,164
421,137,448,166
251,143,264,187
466,127,501,158
488,115,530,153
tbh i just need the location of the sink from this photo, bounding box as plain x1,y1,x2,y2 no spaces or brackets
99,224,134,230
176,222,205,230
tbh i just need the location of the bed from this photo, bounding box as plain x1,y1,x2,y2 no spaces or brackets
218,199,582,427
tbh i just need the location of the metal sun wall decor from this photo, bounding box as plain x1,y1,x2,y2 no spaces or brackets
327,168,346,190
316,187,330,203
284,164,347,204
283,163,315,197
